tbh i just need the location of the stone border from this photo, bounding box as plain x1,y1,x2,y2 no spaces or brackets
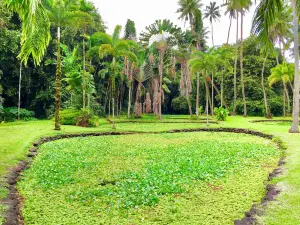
1,128,284,225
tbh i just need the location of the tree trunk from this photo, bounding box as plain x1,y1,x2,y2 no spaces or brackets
290,0,299,133
233,13,239,115
18,63,22,120
240,11,247,117
55,26,62,130
82,25,86,109
127,82,132,118
196,72,200,117
283,85,286,117
204,78,212,114
221,70,224,107
211,22,214,47
211,73,214,116
187,95,192,116
158,49,165,120
227,16,232,45
112,97,115,118
283,82,290,114
261,56,271,118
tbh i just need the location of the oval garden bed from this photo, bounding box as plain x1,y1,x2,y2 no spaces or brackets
17,132,281,224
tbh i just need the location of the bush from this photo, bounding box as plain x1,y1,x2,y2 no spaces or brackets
214,107,229,121
171,96,189,114
60,109,81,125
0,107,35,122
198,106,204,115
60,108,99,127
236,100,264,117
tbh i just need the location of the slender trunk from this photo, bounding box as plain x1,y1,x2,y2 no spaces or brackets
196,73,200,117
18,63,22,120
227,16,232,45
55,26,62,130
108,94,111,117
87,94,90,110
211,22,214,47
82,25,86,109
261,56,270,118
233,13,239,115
211,73,214,116
206,86,209,126
290,0,299,132
221,70,224,107
213,83,229,109
187,95,192,116
240,11,247,116
158,49,165,120
204,78,212,114
112,97,115,118
283,85,286,117
127,82,132,118
283,82,291,114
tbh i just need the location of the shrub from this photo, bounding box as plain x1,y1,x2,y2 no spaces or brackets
214,107,229,121
171,96,188,114
198,106,204,115
0,107,35,122
236,100,264,116
60,108,99,127
60,109,81,125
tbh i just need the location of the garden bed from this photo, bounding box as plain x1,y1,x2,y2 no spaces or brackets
4,129,283,225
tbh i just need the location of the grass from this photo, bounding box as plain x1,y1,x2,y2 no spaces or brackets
18,132,280,224
0,115,300,224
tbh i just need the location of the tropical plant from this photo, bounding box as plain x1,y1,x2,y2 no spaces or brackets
3,0,50,65
44,0,83,130
98,25,138,118
269,62,294,117
214,106,229,121
176,0,202,34
204,1,221,47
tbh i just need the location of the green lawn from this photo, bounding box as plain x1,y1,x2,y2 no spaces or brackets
0,116,300,224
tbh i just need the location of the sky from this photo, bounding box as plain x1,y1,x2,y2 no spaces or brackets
92,0,257,47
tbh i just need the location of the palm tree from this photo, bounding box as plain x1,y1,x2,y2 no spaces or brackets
204,1,221,47
99,25,138,119
224,2,236,45
252,0,299,132
176,0,202,34
260,48,271,118
3,0,50,65
269,62,294,117
44,0,83,130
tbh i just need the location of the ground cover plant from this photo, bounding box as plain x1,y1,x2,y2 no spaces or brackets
18,132,281,224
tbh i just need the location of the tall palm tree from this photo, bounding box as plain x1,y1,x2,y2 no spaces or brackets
3,0,50,65
44,0,82,130
204,1,221,47
252,0,299,132
99,25,138,119
176,0,203,34
269,62,294,117
224,2,236,45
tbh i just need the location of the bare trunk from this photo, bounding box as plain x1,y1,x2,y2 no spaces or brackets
211,22,214,47
221,70,224,107
82,25,86,109
127,82,132,118
55,26,61,130
290,0,299,132
196,73,200,117
204,78,212,114
211,73,214,116
283,82,291,114
240,12,247,116
187,95,192,116
112,97,115,118
261,56,271,118
283,85,286,117
227,16,232,45
158,49,165,120
18,63,22,120
233,13,239,115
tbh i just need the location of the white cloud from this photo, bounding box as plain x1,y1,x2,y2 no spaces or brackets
92,0,256,47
